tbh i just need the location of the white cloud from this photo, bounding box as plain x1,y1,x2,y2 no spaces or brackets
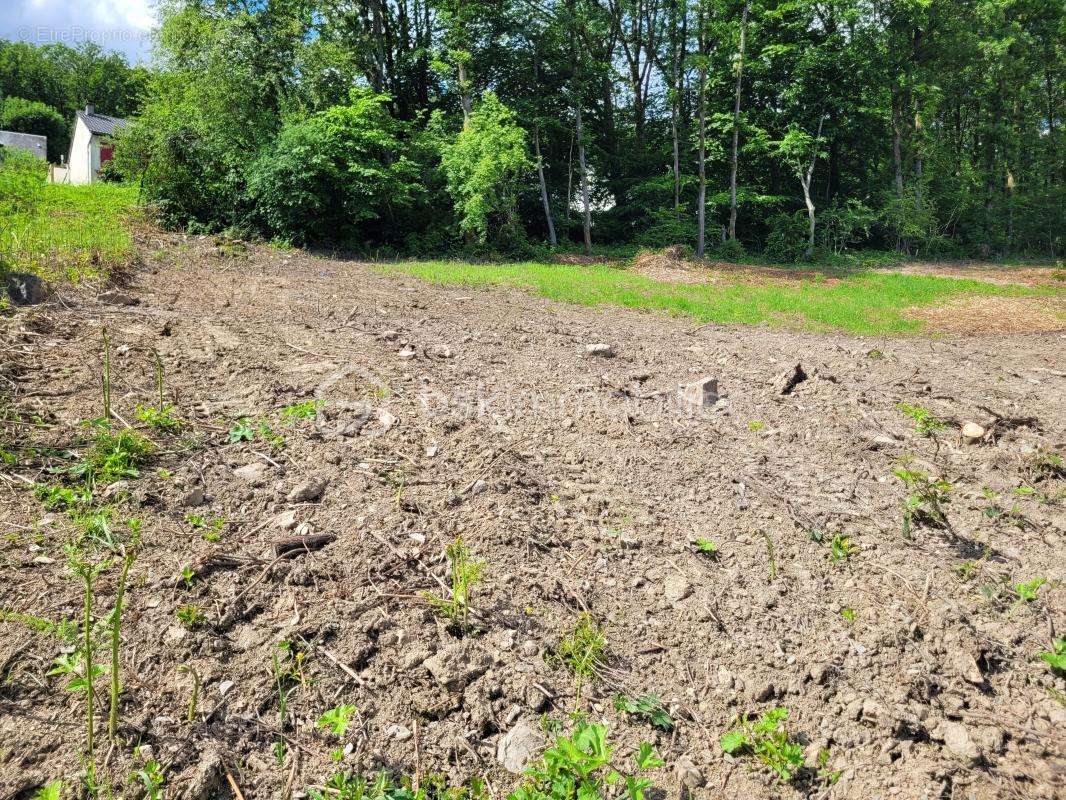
4,0,158,61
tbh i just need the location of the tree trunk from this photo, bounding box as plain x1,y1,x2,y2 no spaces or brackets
802,177,816,259
891,85,904,197
696,65,708,258
576,104,593,255
727,0,749,241
458,60,471,123
534,126,558,246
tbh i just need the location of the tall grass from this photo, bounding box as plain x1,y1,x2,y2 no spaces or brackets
0,175,137,282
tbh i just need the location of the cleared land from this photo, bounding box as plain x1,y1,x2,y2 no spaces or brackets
0,229,1064,799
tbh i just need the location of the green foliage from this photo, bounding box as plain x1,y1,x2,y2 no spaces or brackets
896,403,946,436
819,200,876,255
693,538,719,556
309,772,487,800
511,722,662,800
135,759,166,800
613,693,674,731
893,465,951,533
0,97,67,161
440,94,531,251
281,400,322,421
425,536,484,631
316,704,357,737
135,404,183,433
0,147,46,218
245,90,415,245
70,428,154,485
31,782,63,800
175,604,203,628
828,534,856,564
0,609,78,642
34,482,93,511
553,613,607,682
1038,639,1066,676
720,708,804,783
1013,577,1047,603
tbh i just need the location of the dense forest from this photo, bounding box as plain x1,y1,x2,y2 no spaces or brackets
2,0,1064,260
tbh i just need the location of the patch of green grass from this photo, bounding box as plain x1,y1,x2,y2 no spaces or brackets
552,612,607,684
0,182,138,281
376,259,1062,336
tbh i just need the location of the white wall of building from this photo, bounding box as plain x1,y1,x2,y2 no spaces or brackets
68,117,94,185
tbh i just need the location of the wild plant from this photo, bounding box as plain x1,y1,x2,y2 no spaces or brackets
692,538,718,557
134,757,166,800
552,613,607,690
425,536,484,633
0,609,78,642
720,707,804,783
1039,639,1066,676
67,550,107,779
281,399,322,422
31,782,63,800
1013,577,1047,603
613,693,674,731
179,665,200,723
511,721,662,800
828,534,856,564
176,604,203,628
893,464,950,534
70,428,154,486
896,402,946,436
316,704,357,738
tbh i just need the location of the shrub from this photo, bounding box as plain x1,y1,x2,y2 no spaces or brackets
0,97,68,161
244,90,415,246
440,93,531,251
818,198,876,254
762,211,809,262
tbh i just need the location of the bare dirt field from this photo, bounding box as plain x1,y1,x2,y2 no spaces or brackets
2,232,1064,799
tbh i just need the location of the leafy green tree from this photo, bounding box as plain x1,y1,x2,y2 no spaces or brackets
440,92,531,249
245,90,415,245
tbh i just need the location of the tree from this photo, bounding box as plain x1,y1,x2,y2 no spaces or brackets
773,115,825,259
440,92,531,247
245,90,415,245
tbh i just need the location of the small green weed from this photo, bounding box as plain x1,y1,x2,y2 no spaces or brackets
1013,577,1047,603
692,538,719,557
425,536,484,633
317,704,357,737
720,707,804,783
896,403,946,436
31,782,63,800
614,693,674,731
553,613,607,685
893,464,950,534
1038,639,1066,676
748,420,765,432
135,404,183,433
175,605,202,628
281,399,322,422
228,418,256,443
33,483,93,511
135,757,166,800
0,609,78,642
71,428,154,485
511,721,662,800
828,534,856,564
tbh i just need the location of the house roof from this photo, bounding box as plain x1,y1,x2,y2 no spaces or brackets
77,110,128,136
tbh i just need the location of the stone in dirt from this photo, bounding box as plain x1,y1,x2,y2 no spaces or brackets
423,642,491,691
585,343,616,357
775,363,808,395
97,289,139,306
678,377,718,408
961,421,986,444
273,509,299,530
674,754,706,789
183,747,222,799
287,475,328,503
933,720,983,763
180,486,205,507
5,272,50,305
496,720,544,773
233,462,268,483
664,573,693,603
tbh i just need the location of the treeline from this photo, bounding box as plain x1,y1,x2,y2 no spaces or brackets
10,0,1066,260
0,41,148,162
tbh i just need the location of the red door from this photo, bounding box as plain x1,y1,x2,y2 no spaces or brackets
99,145,114,164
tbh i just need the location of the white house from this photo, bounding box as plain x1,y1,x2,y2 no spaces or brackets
62,105,128,185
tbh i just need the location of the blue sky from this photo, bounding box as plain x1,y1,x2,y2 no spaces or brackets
1,0,158,63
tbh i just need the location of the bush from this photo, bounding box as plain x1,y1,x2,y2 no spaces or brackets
244,90,415,246
634,209,698,249
0,97,68,162
818,199,876,255
762,211,809,262
440,93,531,252
714,237,747,261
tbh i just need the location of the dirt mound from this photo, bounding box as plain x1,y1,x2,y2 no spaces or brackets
632,248,713,284
1,231,1064,800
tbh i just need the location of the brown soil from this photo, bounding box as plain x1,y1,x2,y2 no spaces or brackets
2,231,1065,799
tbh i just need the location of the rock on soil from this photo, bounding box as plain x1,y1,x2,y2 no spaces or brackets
496,720,544,773
287,475,328,503
423,643,491,691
